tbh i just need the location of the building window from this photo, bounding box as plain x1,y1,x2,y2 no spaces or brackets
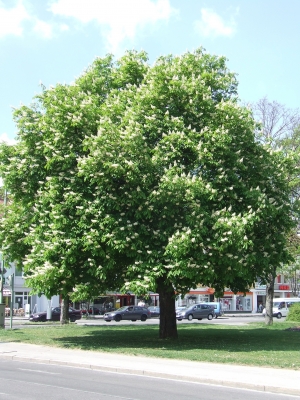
14,291,31,310
15,268,23,277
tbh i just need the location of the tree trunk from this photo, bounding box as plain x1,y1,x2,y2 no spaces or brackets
60,295,69,325
265,271,276,326
156,277,178,339
291,271,299,297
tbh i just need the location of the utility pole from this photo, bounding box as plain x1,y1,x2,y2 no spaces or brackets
7,273,14,329
0,189,7,304
0,259,3,304
0,189,8,328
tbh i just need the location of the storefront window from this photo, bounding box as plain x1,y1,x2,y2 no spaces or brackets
14,291,30,310
221,298,232,311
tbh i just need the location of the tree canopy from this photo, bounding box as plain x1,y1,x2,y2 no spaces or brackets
0,48,296,337
251,97,300,324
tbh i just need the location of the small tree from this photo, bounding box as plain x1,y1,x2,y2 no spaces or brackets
252,98,300,325
252,97,300,145
279,232,300,297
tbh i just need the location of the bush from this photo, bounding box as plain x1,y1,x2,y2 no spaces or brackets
286,303,300,322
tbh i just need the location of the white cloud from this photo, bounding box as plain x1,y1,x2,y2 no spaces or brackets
0,0,67,40
59,23,69,32
0,132,16,145
194,8,236,38
33,19,54,38
49,0,176,51
0,0,30,38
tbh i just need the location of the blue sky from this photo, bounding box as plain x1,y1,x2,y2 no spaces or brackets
1,0,300,144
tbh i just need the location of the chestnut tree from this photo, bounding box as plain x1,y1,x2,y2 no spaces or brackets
0,48,295,336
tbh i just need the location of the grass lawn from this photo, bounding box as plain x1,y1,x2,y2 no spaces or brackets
1,321,299,370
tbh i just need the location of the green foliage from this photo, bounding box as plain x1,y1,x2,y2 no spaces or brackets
286,303,300,322
0,48,296,301
0,50,149,299
271,122,300,288
78,49,295,296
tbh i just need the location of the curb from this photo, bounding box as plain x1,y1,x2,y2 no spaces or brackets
1,352,299,397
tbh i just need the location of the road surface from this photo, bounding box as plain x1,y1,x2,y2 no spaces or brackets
0,359,295,400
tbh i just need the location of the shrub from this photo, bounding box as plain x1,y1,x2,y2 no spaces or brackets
286,303,300,322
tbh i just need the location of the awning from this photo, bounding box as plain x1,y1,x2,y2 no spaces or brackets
3,288,11,296
188,289,215,295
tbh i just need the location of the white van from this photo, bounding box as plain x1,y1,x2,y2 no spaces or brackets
263,297,300,319
207,302,224,318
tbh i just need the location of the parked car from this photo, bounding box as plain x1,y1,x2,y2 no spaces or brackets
176,303,214,321
81,306,101,315
104,306,151,322
148,306,160,318
206,302,224,318
29,307,82,322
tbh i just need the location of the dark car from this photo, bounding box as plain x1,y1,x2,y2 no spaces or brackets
29,307,82,322
148,306,160,318
176,303,214,321
104,306,151,322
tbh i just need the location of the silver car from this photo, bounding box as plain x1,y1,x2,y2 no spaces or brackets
176,303,214,321
104,306,151,322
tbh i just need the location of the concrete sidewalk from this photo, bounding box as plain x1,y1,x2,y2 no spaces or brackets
0,341,299,396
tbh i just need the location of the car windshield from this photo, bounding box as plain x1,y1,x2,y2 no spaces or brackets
117,306,128,312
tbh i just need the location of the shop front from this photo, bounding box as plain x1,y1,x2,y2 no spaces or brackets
176,288,252,312
176,288,215,308
2,287,32,316
114,293,135,308
219,292,253,313
14,291,31,316
2,288,11,305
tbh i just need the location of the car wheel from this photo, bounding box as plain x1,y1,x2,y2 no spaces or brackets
207,314,213,320
277,313,282,319
70,317,76,323
141,315,147,322
177,318,182,321
187,314,193,321
115,315,122,322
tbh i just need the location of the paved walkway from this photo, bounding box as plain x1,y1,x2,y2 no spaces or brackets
0,341,299,396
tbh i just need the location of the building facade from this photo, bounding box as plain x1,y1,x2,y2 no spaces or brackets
2,262,296,315
2,262,60,316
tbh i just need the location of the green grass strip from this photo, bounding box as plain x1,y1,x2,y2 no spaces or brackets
1,322,299,370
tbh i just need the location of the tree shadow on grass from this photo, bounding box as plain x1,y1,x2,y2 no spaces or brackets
3,323,299,368
52,323,300,355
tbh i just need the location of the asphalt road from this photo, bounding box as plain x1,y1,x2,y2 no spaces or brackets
98,315,268,325
5,314,277,329
0,359,295,400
